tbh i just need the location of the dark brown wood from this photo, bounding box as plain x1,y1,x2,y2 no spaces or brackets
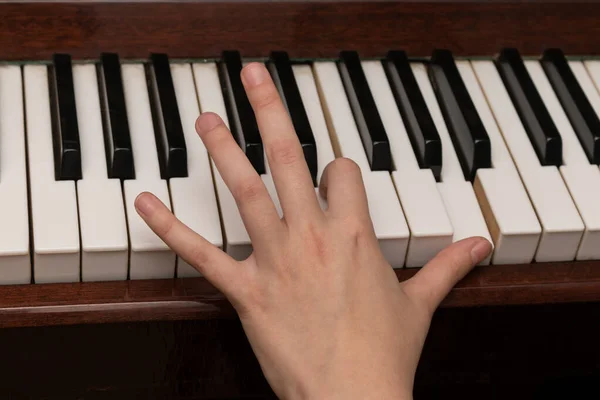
0,1,598,61
1,260,600,328
0,302,597,399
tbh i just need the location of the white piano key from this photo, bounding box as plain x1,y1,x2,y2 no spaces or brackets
169,62,223,278
361,60,453,267
192,62,252,261
313,61,409,268
527,60,600,260
412,62,493,265
292,64,336,184
72,64,129,282
0,66,30,284
24,65,80,283
472,60,584,262
121,63,175,279
292,64,336,211
457,60,541,264
574,61,600,120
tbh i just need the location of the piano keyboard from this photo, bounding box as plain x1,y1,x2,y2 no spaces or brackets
3,48,600,284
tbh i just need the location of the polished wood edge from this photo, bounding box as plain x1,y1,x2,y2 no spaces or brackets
0,260,599,328
0,1,599,60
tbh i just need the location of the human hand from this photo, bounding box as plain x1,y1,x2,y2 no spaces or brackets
134,62,492,399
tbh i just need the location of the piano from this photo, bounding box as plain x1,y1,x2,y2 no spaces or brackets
0,1,600,398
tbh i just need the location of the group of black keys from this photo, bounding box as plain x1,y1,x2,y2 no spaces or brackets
49,47,600,190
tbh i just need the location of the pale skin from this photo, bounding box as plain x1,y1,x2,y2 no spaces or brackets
134,62,493,399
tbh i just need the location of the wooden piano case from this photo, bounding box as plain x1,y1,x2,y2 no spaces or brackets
0,1,599,398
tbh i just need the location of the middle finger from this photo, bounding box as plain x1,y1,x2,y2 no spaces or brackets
240,62,322,225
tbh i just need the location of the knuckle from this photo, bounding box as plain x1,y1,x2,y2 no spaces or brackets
234,177,264,204
344,216,370,239
251,85,281,110
268,138,301,166
155,215,176,239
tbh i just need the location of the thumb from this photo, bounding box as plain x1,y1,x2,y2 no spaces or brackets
402,236,492,313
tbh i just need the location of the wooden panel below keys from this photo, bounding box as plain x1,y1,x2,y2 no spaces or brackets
0,261,599,328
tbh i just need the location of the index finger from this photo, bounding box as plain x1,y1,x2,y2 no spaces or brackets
241,62,322,224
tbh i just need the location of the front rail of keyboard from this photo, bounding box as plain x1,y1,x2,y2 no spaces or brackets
1,262,599,328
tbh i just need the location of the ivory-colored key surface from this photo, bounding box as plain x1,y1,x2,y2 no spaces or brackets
121,63,175,279
73,64,129,282
313,61,409,268
527,59,600,260
169,62,223,278
472,60,584,262
459,60,541,264
412,62,493,265
24,65,80,283
0,65,31,284
362,60,454,267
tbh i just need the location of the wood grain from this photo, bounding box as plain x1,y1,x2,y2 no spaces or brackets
1,260,600,328
0,1,598,61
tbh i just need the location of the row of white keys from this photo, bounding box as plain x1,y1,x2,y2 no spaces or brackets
411,63,493,265
471,61,585,262
457,61,542,264
0,66,30,284
170,63,223,277
312,61,410,268
25,65,80,283
525,60,600,260
361,60,454,267
73,64,129,281
121,63,175,279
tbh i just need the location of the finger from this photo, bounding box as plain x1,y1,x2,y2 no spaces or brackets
195,112,283,246
403,236,492,313
319,157,370,221
134,192,246,300
240,62,321,224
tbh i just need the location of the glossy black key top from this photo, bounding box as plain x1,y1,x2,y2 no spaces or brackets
384,50,443,181
146,53,188,178
541,48,600,165
97,52,135,179
218,50,265,174
48,53,82,180
496,48,562,166
338,50,392,171
428,49,491,181
267,51,318,185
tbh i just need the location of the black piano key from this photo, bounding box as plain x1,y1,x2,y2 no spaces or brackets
496,48,562,166
267,51,318,185
218,50,265,174
384,50,443,181
48,53,82,180
541,48,600,165
146,53,188,178
338,50,392,171
97,52,135,180
427,49,491,181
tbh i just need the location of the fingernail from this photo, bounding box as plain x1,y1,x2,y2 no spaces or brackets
135,192,159,217
241,63,266,87
195,112,222,135
471,238,492,264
